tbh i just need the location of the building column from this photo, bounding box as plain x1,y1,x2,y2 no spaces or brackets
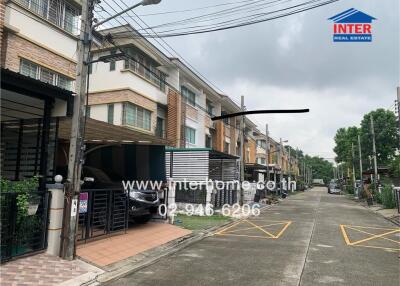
46,182,64,256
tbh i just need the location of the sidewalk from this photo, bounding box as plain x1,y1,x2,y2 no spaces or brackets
0,253,102,286
76,222,192,267
364,204,400,225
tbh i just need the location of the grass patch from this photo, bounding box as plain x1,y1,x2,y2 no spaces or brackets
173,214,232,231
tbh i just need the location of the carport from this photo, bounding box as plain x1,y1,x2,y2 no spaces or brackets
56,118,192,266
56,117,168,242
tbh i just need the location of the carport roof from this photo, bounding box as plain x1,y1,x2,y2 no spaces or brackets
58,117,167,145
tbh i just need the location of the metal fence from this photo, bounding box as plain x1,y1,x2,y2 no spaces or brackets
175,184,207,204
212,188,237,208
77,189,128,243
0,191,50,263
394,187,400,214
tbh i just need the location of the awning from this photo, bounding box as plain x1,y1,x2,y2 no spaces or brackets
1,68,73,101
58,117,167,145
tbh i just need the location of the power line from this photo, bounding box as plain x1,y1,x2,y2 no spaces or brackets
117,0,339,38
136,0,264,17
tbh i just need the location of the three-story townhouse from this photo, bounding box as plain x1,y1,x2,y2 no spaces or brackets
170,58,222,149
86,25,179,145
0,0,80,261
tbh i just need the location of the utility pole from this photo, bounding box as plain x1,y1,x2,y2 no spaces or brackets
288,146,291,190
357,134,364,198
265,124,270,183
279,138,283,194
60,0,93,260
239,95,245,205
370,116,378,193
351,142,356,192
396,87,400,130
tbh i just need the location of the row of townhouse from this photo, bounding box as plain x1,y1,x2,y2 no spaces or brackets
86,24,300,178
0,0,300,262
0,0,300,181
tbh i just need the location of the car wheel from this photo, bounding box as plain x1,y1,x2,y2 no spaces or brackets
133,214,152,224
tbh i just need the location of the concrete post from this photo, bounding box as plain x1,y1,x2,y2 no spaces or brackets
46,182,64,256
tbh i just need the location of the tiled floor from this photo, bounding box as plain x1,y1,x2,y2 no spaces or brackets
0,253,89,286
76,222,192,267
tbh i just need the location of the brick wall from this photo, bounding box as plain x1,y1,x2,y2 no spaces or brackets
229,118,236,155
89,89,158,134
166,88,182,147
185,104,198,121
247,138,257,164
0,0,6,67
3,33,76,78
215,120,224,152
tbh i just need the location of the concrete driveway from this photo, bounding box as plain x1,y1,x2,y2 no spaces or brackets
106,187,399,286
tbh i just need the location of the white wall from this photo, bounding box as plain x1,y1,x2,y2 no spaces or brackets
89,55,168,105
89,104,107,122
89,103,123,125
6,4,78,61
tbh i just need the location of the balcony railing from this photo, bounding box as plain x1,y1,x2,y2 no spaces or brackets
15,0,79,34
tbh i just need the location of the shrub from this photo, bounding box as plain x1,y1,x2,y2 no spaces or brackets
381,186,396,209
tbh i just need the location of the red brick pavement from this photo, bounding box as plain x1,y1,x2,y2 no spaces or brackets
0,253,88,286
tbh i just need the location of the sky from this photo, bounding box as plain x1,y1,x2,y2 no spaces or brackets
107,0,399,161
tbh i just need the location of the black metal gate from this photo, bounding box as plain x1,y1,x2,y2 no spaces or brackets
213,188,237,208
0,191,50,263
77,189,129,242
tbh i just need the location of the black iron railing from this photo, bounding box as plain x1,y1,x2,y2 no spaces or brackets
0,191,50,263
77,189,129,243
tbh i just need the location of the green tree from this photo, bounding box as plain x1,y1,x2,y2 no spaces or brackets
333,126,359,164
360,109,399,167
304,155,333,185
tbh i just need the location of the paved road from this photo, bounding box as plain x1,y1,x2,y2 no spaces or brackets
107,187,399,286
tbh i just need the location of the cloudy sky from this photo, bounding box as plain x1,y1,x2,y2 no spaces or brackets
113,0,399,160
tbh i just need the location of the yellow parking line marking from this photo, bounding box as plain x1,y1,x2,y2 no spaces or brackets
214,220,242,235
341,225,399,231
245,219,275,238
223,222,287,234
352,244,400,252
346,226,400,245
350,229,400,246
340,225,351,245
275,221,292,238
217,233,273,239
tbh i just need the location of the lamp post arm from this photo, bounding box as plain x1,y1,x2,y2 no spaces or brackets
92,1,143,29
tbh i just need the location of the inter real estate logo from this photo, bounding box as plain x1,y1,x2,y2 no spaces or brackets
328,8,376,42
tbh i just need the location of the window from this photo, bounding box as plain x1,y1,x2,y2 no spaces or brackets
256,140,266,149
156,117,165,138
257,158,266,165
123,47,166,91
205,135,212,148
185,127,196,144
221,111,229,125
16,0,79,34
206,100,214,116
20,59,74,91
57,75,72,90
109,49,116,71
40,67,55,84
123,103,151,131
224,142,230,153
182,86,196,107
107,104,114,124
20,59,38,79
